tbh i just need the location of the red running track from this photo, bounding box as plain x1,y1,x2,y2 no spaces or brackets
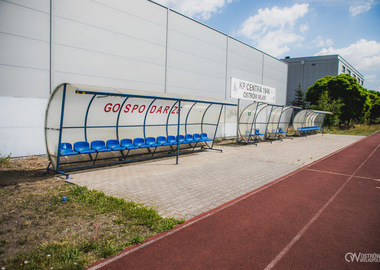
90,132,380,270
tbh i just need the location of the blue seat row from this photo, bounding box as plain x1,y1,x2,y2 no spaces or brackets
298,126,320,132
60,133,213,156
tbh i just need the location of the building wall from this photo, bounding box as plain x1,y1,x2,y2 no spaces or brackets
0,0,50,157
284,55,364,105
337,56,365,86
0,0,288,157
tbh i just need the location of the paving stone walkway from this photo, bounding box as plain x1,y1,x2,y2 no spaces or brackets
68,134,363,220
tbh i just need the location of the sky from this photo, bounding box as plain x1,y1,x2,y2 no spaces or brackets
154,0,380,91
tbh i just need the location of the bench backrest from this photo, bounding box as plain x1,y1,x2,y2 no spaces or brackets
120,138,133,147
106,139,120,148
176,135,185,141
167,135,176,143
61,143,73,151
74,141,90,151
146,137,156,145
134,138,145,146
193,133,201,140
91,140,107,149
200,133,208,139
156,136,167,144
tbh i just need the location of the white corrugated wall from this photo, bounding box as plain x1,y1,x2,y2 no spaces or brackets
0,0,287,157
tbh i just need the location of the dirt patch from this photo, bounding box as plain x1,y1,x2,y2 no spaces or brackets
0,178,63,259
0,155,55,187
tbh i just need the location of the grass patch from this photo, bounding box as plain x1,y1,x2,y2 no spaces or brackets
0,182,184,269
324,124,380,136
0,154,11,169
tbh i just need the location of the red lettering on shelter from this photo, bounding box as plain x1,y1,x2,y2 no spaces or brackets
104,103,178,114
104,103,112,112
150,105,157,113
138,105,146,113
124,104,131,113
112,104,120,112
131,104,139,113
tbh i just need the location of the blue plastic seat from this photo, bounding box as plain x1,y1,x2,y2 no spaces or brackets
167,135,177,145
134,138,150,148
193,133,205,142
91,140,111,152
157,136,172,146
120,138,139,150
255,129,264,136
185,134,198,143
278,128,286,134
200,133,213,141
74,141,96,154
60,143,78,156
106,139,126,151
146,137,162,147
176,135,190,144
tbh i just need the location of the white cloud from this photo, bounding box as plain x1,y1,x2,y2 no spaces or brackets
154,0,234,20
237,4,309,57
312,36,334,47
316,39,380,71
299,23,309,33
364,74,380,91
349,0,375,16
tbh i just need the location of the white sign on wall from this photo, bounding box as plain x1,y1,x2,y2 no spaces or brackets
230,77,276,103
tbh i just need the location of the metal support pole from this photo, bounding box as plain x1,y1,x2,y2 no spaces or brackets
56,83,67,174
84,95,96,142
254,103,269,141
176,100,181,165
211,105,224,149
248,103,260,143
275,106,285,139
236,99,240,143
201,104,212,134
116,97,129,141
144,99,157,140
166,101,178,137
185,102,197,135
265,105,274,140
281,107,293,137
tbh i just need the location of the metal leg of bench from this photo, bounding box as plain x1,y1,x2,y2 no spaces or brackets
119,150,126,161
124,149,131,160
46,162,52,172
151,146,157,157
56,170,70,179
192,142,199,151
206,147,223,153
168,145,173,153
92,152,99,165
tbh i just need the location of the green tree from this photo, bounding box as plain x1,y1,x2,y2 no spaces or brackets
306,74,371,126
292,85,308,108
310,91,343,126
367,90,380,123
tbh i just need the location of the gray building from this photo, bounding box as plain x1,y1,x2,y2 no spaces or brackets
283,55,364,105
0,0,288,157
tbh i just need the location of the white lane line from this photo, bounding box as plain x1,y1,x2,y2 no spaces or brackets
305,168,375,180
264,141,380,270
